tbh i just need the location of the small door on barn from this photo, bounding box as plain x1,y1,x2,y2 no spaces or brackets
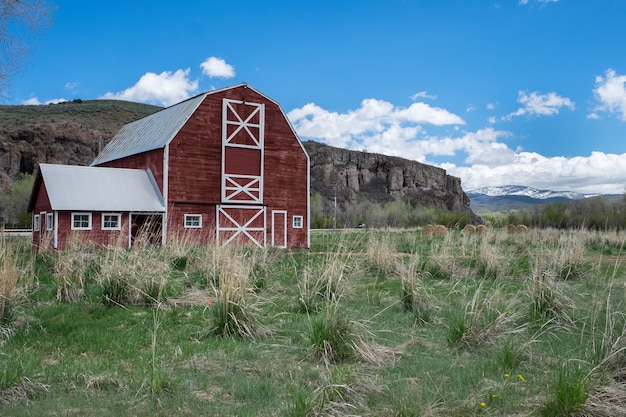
131,213,163,246
217,205,265,247
222,99,264,204
271,210,287,248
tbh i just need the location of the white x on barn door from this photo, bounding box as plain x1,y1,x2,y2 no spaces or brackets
216,205,266,247
222,99,264,204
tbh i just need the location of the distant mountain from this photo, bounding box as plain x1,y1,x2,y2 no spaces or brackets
467,185,618,212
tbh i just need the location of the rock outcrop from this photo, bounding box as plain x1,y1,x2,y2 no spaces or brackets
303,141,472,214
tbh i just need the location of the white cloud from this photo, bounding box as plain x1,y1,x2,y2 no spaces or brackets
65,80,80,90
410,91,436,101
447,151,626,194
288,98,464,150
289,96,624,195
593,69,626,121
519,0,559,4
100,69,198,107
21,97,66,105
200,57,235,79
505,91,574,119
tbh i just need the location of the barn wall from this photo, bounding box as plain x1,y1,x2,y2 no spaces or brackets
31,181,53,250
54,212,131,251
263,100,309,248
167,203,217,244
168,85,309,248
96,149,165,192
167,98,222,205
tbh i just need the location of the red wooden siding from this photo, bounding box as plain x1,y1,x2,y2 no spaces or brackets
97,149,165,192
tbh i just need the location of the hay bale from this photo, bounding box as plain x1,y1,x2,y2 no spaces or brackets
516,224,528,233
433,225,448,237
422,224,435,237
506,224,517,233
475,224,487,234
462,224,476,235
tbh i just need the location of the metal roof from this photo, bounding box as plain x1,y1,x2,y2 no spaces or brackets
39,164,165,212
90,93,208,166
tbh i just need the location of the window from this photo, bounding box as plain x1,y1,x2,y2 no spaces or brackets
46,213,53,231
293,215,303,229
102,213,121,230
184,214,202,228
33,214,40,231
71,212,92,230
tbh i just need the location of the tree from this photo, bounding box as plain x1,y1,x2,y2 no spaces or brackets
0,0,53,97
0,173,34,227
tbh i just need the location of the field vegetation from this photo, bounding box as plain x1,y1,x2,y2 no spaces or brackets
1,227,626,416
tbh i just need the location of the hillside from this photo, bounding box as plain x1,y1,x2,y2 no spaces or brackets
0,99,474,220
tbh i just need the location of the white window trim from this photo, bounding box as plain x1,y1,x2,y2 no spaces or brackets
293,215,303,229
46,213,53,231
184,214,202,229
102,213,121,230
71,212,92,230
33,214,40,231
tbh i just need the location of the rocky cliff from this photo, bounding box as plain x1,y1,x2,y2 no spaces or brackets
303,141,472,214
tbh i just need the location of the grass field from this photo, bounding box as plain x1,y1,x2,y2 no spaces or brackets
1,228,626,416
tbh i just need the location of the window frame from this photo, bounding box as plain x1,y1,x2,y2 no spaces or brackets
101,213,121,231
33,214,40,231
46,213,53,231
71,212,92,230
292,215,303,229
184,214,202,229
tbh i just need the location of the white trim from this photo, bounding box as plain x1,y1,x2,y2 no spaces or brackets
46,212,53,231
71,212,92,230
163,144,169,245
221,99,264,204
184,214,202,228
293,215,304,229
33,214,40,231
102,213,122,230
54,211,58,249
271,210,287,248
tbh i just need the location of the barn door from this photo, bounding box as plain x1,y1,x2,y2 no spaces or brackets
222,99,264,204
271,210,287,248
217,205,266,247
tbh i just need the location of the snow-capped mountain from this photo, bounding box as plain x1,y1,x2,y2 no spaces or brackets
466,185,608,212
467,185,597,200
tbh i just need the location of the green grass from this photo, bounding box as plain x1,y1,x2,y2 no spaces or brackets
0,228,625,415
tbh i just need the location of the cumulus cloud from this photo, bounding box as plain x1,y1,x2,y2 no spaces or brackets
447,151,626,194
288,98,465,150
200,57,235,79
21,97,66,105
100,69,198,107
593,69,626,120
288,97,624,194
505,91,574,119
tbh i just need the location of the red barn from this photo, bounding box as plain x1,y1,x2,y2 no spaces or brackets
28,84,310,250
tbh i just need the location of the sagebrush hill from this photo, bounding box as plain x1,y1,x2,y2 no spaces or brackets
0,99,475,220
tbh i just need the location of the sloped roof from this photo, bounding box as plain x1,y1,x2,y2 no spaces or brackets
35,164,165,212
90,92,208,166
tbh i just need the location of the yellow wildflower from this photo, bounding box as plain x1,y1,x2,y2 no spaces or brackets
480,402,486,407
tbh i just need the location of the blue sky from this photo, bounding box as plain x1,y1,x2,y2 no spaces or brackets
7,0,626,194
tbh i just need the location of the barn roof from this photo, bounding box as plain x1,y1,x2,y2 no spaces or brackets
90,83,305,166
90,92,208,166
32,164,165,212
